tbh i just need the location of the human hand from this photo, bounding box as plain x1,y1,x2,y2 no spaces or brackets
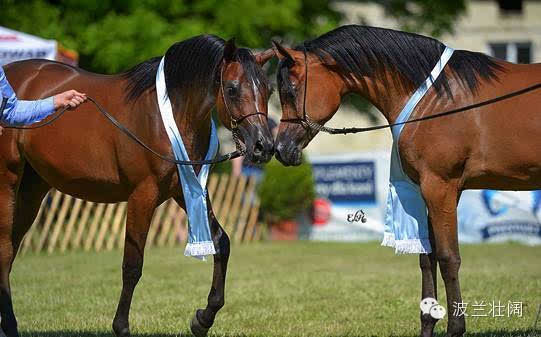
54,90,87,110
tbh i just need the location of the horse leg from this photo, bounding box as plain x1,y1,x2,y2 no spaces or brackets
421,177,465,337
419,222,438,337
12,164,50,257
112,183,159,337
0,162,21,337
0,164,50,337
188,201,230,337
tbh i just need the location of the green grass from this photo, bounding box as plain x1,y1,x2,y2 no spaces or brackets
11,242,541,337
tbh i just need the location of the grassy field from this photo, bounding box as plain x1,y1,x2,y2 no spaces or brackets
11,241,541,337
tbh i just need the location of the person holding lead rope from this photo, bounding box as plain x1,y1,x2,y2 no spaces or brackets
0,66,87,134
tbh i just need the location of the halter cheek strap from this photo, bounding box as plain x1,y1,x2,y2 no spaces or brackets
219,61,267,130
279,43,315,140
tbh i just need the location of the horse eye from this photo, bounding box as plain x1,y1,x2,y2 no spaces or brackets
227,86,238,97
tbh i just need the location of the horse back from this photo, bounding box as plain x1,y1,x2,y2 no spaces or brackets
1,59,174,202
402,60,541,191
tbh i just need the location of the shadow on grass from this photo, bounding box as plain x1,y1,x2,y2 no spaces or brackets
20,333,184,337
18,329,539,337
405,330,538,337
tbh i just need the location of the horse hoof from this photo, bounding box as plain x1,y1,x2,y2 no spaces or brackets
113,327,130,337
190,311,209,337
112,320,130,337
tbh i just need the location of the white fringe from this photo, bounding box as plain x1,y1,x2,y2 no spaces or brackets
381,233,432,254
381,232,396,248
184,241,216,261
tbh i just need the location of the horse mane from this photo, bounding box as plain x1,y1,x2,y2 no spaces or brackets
299,25,505,98
122,34,268,103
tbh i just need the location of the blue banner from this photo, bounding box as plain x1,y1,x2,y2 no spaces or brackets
312,161,376,203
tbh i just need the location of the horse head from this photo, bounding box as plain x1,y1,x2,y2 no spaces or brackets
216,39,276,164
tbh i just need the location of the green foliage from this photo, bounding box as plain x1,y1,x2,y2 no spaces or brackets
211,160,232,175
0,0,465,74
258,157,315,223
0,0,341,73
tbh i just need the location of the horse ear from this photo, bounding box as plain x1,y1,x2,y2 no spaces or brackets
254,48,275,66
223,38,237,62
272,40,294,64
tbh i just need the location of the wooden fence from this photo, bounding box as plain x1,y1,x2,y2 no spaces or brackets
20,174,264,255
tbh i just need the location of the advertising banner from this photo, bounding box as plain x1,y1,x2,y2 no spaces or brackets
0,26,56,66
458,190,541,245
306,152,541,245
304,152,390,241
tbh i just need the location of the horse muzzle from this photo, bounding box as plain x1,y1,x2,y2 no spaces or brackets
275,140,303,166
239,124,274,164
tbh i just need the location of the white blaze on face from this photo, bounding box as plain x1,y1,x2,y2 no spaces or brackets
251,78,261,114
420,297,438,315
429,304,446,319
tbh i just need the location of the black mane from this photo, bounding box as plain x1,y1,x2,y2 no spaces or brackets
291,25,505,98
123,34,268,102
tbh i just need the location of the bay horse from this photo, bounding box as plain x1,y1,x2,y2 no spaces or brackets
272,25,540,337
0,34,275,337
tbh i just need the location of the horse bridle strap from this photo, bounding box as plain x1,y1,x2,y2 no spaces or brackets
280,45,541,135
0,96,244,166
279,43,312,133
219,60,267,130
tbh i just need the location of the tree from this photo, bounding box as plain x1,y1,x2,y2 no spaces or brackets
0,0,465,74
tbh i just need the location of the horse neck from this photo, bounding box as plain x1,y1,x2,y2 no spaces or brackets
171,90,214,134
342,69,416,125
161,89,214,162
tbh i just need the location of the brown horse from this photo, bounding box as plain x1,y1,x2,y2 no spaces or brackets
272,25,541,337
0,34,275,337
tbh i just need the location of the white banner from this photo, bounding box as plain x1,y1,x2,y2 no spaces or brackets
458,190,541,245
305,152,541,245
0,26,56,66
304,152,390,241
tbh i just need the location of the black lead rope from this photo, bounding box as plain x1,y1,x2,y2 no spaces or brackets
313,82,541,135
0,96,245,166
282,45,541,135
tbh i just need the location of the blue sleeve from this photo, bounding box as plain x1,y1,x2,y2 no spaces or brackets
1,67,56,126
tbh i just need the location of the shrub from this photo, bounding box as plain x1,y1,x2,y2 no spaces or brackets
258,156,315,223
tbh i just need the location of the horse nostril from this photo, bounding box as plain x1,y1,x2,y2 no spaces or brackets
254,139,264,155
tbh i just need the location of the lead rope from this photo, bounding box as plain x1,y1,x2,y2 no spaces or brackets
307,82,541,135
0,95,245,166
292,47,541,135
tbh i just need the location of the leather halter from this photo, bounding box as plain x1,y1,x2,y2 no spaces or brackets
220,60,267,130
279,43,311,128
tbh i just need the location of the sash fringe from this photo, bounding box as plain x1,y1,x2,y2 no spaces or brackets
184,242,216,260
381,233,432,254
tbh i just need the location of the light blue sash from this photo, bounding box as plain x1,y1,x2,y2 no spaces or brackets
156,57,218,260
382,46,454,254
